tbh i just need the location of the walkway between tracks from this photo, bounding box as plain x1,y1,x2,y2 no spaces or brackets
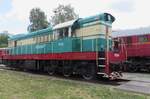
116,73,150,95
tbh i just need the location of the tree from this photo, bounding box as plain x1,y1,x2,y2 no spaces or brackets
51,4,78,25
28,8,49,32
0,31,9,48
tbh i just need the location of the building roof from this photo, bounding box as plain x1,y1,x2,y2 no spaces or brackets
112,27,150,37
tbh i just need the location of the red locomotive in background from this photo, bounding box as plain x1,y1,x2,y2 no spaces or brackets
113,27,150,72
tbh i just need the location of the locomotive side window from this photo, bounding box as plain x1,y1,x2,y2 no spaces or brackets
113,39,119,52
8,41,15,47
138,35,148,43
14,41,17,47
54,27,69,40
58,29,63,39
48,34,52,41
64,27,69,37
35,35,51,43
43,35,47,42
54,30,59,40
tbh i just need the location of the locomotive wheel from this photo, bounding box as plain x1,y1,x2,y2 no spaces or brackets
148,67,150,73
46,66,55,75
128,65,138,72
82,65,96,80
63,67,72,77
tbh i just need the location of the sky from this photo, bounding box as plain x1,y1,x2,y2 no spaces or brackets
0,0,150,34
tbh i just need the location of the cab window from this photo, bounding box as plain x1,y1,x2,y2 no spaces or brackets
113,39,119,52
64,27,69,37
54,27,70,40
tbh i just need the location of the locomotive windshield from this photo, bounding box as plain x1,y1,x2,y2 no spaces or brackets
113,39,120,52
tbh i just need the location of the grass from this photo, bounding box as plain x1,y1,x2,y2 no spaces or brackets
0,69,149,99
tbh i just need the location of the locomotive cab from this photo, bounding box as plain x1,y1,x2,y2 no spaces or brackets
109,37,127,78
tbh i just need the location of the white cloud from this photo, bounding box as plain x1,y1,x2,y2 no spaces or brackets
111,0,135,13
112,0,150,30
8,0,111,21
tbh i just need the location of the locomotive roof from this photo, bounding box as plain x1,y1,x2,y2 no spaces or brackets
112,27,150,37
84,13,114,23
53,13,115,30
9,27,52,41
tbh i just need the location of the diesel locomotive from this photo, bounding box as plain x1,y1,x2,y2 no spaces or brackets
2,13,125,80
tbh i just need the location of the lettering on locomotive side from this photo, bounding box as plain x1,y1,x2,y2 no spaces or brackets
36,44,46,49
58,42,64,46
